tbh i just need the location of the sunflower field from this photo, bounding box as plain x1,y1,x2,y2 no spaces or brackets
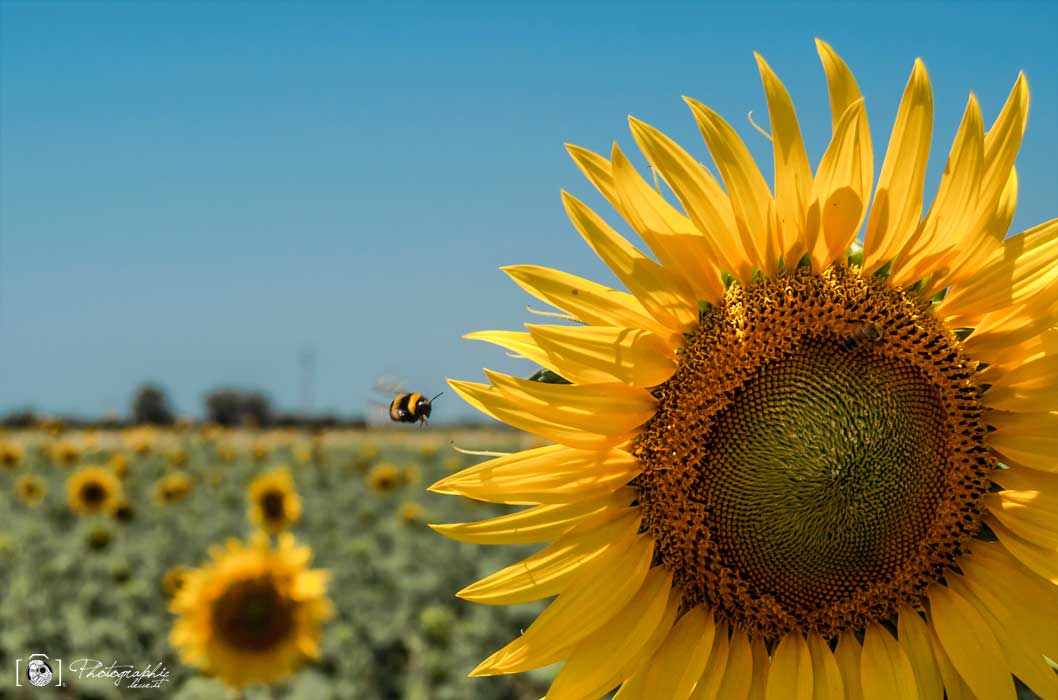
0,426,551,700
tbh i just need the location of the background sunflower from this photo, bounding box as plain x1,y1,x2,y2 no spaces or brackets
247,465,303,533
169,532,333,688
66,465,123,516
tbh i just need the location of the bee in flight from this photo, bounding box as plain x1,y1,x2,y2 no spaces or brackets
388,391,443,425
840,322,882,352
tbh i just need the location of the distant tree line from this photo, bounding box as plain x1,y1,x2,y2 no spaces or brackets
0,383,379,429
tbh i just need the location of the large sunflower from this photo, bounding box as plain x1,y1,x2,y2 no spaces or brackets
169,532,333,688
66,466,123,516
247,466,302,533
433,41,1057,700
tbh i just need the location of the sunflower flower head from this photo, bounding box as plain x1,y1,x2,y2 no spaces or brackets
398,500,426,525
124,426,157,455
435,41,1057,700
367,462,403,494
14,474,46,506
108,452,130,478
66,465,123,516
166,445,188,468
0,440,24,470
154,471,194,506
163,565,191,599
169,532,333,689
247,465,303,534
50,439,80,467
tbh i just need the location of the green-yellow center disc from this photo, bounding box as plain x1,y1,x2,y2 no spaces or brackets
634,265,992,639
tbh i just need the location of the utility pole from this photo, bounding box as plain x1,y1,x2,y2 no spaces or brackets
299,345,315,414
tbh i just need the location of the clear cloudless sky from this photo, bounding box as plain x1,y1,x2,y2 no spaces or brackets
2,0,1056,421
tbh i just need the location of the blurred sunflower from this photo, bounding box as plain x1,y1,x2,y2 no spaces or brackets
0,440,24,470
398,500,426,525
124,427,157,455
353,443,380,472
66,466,123,516
166,445,188,468
163,565,191,598
169,532,333,688
434,41,1057,699
14,474,46,506
247,466,302,534
108,453,130,478
50,439,80,467
216,442,237,464
112,501,136,523
251,441,271,463
154,471,194,506
367,462,403,494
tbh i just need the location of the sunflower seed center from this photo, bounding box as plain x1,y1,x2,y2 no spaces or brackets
634,265,992,639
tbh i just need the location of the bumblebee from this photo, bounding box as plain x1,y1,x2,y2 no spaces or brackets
840,322,882,352
388,392,442,425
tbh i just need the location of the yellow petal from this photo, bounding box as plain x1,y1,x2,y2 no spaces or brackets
429,489,632,544
816,39,863,131
527,323,676,387
502,264,670,337
627,116,751,282
808,98,872,269
689,621,730,700
863,59,933,273
767,633,813,700
947,566,1058,700
897,611,944,700
755,52,814,268
715,629,755,700
987,474,1058,549
927,623,976,700
964,281,1053,367
547,566,676,700
684,97,772,272
833,630,864,700
940,74,1031,285
987,514,1058,583
612,605,716,700
463,330,554,370
960,540,1058,660
448,378,630,450
610,143,727,303
806,631,845,700
470,528,654,675
994,462,1058,491
927,583,1016,700
750,636,770,700
987,410,1058,474
483,369,656,436
562,191,699,331
567,141,726,304
457,508,640,604
860,623,919,700
566,142,621,207
940,218,1058,324
891,94,984,287
429,444,639,504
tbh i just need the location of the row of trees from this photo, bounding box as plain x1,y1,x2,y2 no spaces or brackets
131,384,275,426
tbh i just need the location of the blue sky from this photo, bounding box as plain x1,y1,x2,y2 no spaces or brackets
2,1,1056,420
